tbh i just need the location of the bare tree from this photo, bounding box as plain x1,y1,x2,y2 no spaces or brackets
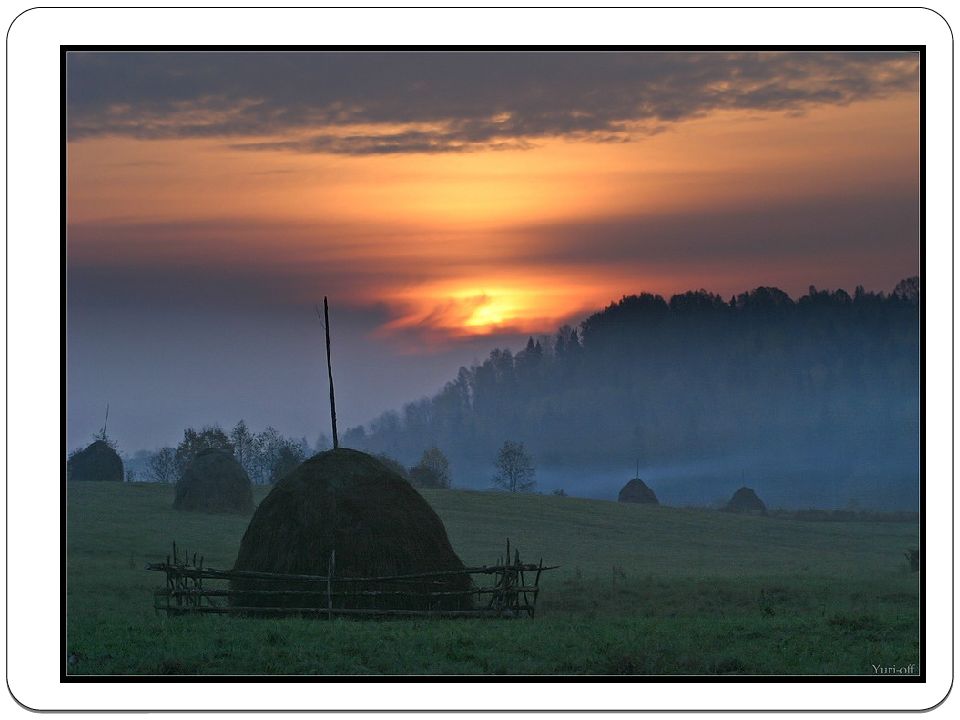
492,440,536,493
250,427,281,484
230,420,256,478
148,447,177,484
410,447,452,489
269,439,305,484
249,427,304,484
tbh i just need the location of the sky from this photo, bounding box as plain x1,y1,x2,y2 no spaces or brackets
66,50,920,453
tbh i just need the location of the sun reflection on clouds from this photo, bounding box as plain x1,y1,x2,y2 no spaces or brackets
463,295,514,330
377,274,625,349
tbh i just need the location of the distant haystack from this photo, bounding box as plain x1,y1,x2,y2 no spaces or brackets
174,448,253,514
67,440,123,482
618,477,659,505
723,486,767,515
231,448,471,610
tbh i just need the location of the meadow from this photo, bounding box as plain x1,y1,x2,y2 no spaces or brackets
66,482,920,676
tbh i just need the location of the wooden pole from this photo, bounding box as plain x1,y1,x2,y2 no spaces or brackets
322,297,339,449
327,549,336,621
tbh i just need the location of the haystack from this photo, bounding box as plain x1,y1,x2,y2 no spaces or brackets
723,486,767,514
618,477,659,505
67,440,123,482
231,448,471,611
173,448,253,514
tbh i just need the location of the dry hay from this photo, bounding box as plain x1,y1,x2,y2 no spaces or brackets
723,486,767,515
173,448,253,514
617,477,659,505
67,440,123,482
231,448,471,612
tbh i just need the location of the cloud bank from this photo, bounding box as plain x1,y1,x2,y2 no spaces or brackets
67,51,919,154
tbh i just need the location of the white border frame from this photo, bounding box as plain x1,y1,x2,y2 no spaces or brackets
5,4,952,712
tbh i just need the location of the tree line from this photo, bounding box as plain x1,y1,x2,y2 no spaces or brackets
130,421,324,485
345,278,920,504
123,423,519,493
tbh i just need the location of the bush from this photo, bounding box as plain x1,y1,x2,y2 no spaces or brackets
409,447,451,489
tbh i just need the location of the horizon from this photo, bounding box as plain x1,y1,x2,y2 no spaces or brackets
67,50,920,456
70,274,916,457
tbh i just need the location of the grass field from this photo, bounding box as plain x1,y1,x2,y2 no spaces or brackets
66,481,920,676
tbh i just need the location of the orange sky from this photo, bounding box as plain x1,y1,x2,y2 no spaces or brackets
69,95,918,224
68,93,918,343
65,50,923,448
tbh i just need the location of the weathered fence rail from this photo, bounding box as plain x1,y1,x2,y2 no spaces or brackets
148,539,556,619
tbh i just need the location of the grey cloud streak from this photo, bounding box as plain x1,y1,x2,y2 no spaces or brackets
67,188,918,321
66,51,918,155
506,190,920,269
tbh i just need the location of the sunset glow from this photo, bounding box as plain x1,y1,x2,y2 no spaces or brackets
68,86,918,342
380,276,616,342
67,50,920,441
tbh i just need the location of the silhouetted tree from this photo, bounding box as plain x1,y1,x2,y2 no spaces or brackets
269,440,304,484
341,425,368,449
492,440,536,493
351,277,919,508
246,426,304,484
892,276,920,304
230,420,256,478
410,447,452,489
174,426,233,479
147,447,177,484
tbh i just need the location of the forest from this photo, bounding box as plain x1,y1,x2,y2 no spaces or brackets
346,278,921,509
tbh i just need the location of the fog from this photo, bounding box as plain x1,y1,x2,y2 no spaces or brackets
69,279,919,512
349,283,920,511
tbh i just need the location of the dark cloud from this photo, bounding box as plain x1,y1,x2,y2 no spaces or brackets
67,187,918,325
66,50,918,154
229,131,536,155
66,218,457,314
507,189,920,269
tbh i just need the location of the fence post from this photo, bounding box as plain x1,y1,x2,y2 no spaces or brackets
327,549,335,621
148,542,553,619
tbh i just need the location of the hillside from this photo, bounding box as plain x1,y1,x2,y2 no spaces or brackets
66,481,919,675
349,279,921,510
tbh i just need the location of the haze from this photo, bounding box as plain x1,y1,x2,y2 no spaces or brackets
66,50,919,468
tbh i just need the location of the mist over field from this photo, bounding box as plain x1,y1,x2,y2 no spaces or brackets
337,280,920,510
66,50,920,512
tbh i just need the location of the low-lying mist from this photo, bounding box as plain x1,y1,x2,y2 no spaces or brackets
348,280,920,511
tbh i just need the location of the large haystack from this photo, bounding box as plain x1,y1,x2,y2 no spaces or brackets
231,448,471,611
723,486,767,515
174,448,253,514
618,477,659,505
67,440,123,482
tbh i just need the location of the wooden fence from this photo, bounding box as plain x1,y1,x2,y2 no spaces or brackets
147,540,556,619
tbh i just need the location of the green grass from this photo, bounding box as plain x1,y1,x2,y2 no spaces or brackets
66,482,920,676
